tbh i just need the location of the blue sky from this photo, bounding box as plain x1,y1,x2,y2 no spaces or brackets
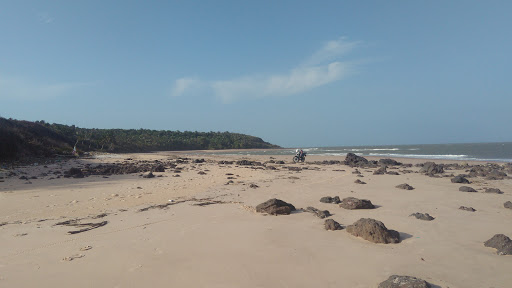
1,1,511,147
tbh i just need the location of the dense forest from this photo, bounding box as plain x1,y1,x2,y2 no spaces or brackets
0,117,280,160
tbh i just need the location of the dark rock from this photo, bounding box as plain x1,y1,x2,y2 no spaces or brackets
419,162,444,175
218,160,234,165
193,159,205,163
485,188,503,194
354,179,366,184
484,234,512,255
504,201,512,209
249,183,259,189
346,218,400,244
143,172,155,178
64,167,84,178
387,171,400,175
373,166,387,175
152,165,165,172
459,206,476,212
396,183,414,190
255,199,296,215
236,160,262,166
320,196,341,204
197,171,207,175
339,197,375,210
378,275,431,288
379,159,402,166
451,175,470,184
459,186,477,192
275,161,285,164
19,176,29,180
344,153,371,167
352,169,361,174
410,212,435,221
305,207,331,219
287,167,302,171
324,219,343,231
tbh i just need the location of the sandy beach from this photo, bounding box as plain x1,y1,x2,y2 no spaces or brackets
1,152,511,287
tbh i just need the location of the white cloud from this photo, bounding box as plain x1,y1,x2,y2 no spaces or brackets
0,75,91,100
170,37,361,103
170,77,200,97
302,37,360,66
211,62,350,103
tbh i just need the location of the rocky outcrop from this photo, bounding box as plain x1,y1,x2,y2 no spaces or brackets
484,234,512,255
410,212,435,221
346,218,400,244
344,153,377,168
459,186,477,192
469,164,508,180
64,167,84,178
255,199,296,215
378,275,431,288
305,207,331,219
419,162,444,175
451,175,470,184
339,197,375,210
396,183,414,190
324,219,343,231
320,196,341,204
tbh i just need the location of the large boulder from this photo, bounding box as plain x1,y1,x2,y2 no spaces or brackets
451,175,470,184
484,234,512,255
319,196,341,204
255,199,296,215
459,186,477,192
339,197,375,210
346,218,400,244
419,162,444,175
378,275,431,288
324,219,343,231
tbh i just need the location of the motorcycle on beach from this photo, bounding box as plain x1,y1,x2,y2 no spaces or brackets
293,150,307,163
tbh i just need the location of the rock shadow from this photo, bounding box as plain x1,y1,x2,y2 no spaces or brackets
399,232,414,241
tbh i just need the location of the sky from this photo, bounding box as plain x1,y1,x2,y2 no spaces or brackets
1,1,511,148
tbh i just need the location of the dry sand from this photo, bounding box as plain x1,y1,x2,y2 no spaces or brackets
1,152,511,287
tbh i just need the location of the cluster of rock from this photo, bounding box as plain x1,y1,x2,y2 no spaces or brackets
419,162,444,175
305,207,331,219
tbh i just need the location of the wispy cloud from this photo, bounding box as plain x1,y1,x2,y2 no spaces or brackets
0,75,91,100
171,77,201,97
37,12,54,24
171,37,361,103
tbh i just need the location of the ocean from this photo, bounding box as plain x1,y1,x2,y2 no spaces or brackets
207,142,512,162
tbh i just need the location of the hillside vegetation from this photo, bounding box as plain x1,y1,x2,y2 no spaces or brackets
0,117,279,160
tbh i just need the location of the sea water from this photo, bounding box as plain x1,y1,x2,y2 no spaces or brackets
208,142,512,162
